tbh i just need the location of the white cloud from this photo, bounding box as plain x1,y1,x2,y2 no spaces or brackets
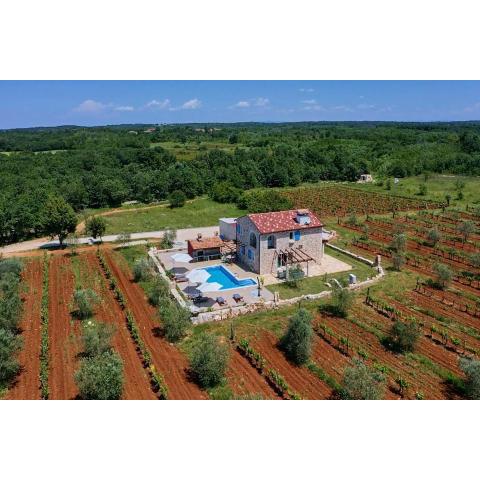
254,97,269,107
74,99,108,114
299,88,315,93
180,98,202,110
332,105,354,112
302,104,326,112
114,105,134,112
301,99,317,105
234,100,250,108
145,99,170,109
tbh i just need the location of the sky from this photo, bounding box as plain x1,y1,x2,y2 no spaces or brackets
1,80,480,129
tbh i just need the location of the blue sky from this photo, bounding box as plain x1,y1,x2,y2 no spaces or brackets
1,81,480,129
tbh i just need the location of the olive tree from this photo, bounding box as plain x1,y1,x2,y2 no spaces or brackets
432,262,452,289
189,333,229,389
426,227,441,247
330,285,354,317
41,196,77,247
457,220,475,244
159,300,191,343
73,288,99,319
459,357,480,399
75,351,124,400
384,320,420,353
279,308,313,365
82,321,115,357
341,358,385,400
133,258,153,282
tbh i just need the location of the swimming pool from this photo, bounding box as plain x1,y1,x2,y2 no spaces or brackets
199,265,256,291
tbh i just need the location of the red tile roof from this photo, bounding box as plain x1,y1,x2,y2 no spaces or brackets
246,209,323,234
188,236,224,251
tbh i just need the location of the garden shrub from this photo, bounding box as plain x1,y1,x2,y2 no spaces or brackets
279,308,313,365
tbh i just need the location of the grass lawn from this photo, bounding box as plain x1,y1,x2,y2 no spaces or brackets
352,174,480,210
266,247,375,300
150,141,241,161
104,198,246,234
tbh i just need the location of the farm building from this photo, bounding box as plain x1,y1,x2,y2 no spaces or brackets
358,173,373,183
235,209,324,275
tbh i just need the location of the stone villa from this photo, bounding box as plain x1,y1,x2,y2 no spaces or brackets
235,209,324,275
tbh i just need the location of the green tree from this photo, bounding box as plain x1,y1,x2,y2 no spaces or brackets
329,286,354,317
426,227,441,247
75,351,124,400
85,216,107,240
133,258,152,282
189,333,229,388
457,220,475,244
417,183,427,196
279,308,313,365
459,357,480,399
73,288,99,319
341,358,385,400
432,262,452,289
159,229,176,249
390,233,406,253
384,320,420,353
0,328,22,388
41,196,77,247
168,190,187,208
392,252,406,271
82,321,115,357
160,300,191,343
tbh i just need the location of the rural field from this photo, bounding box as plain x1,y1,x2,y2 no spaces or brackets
2,178,480,400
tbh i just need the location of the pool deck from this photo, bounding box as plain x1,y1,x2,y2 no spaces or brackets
157,250,275,309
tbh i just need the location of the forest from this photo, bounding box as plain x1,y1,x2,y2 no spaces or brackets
1,121,480,244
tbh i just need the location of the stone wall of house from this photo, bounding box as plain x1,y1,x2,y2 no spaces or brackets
235,215,324,275
258,226,323,275
235,216,260,273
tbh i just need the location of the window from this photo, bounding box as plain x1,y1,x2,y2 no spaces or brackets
240,245,245,256
289,232,294,240
294,230,301,241
267,234,276,249
248,249,254,261
249,232,257,248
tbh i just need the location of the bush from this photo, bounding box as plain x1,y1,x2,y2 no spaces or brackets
341,358,385,400
210,181,242,204
389,233,406,253
0,328,22,387
432,262,452,289
169,190,187,208
148,276,170,306
75,351,124,400
329,286,354,317
82,321,115,357
189,333,229,389
459,357,480,399
279,308,313,365
237,189,294,213
285,264,305,288
458,220,475,243
73,288,99,319
159,229,177,249
85,216,107,240
0,272,23,331
384,319,420,353
0,258,23,277
132,258,152,282
160,301,191,343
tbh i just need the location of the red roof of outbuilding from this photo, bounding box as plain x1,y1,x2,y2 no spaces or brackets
188,236,224,251
245,210,323,234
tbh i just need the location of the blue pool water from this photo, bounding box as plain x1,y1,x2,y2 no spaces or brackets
200,265,256,291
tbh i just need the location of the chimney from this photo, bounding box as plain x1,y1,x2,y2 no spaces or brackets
296,209,311,225
197,233,203,241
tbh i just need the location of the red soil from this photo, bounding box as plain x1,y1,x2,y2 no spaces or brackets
104,250,206,399
251,330,332,399
83,253,156,400
5,260,43,400
48,255,81,400
227,347,281,399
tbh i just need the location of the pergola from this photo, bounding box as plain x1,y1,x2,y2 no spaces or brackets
274,247,315,276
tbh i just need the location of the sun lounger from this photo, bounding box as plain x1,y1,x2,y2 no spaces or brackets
232,293,244,302
216,296,227,305
174,274,188,282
